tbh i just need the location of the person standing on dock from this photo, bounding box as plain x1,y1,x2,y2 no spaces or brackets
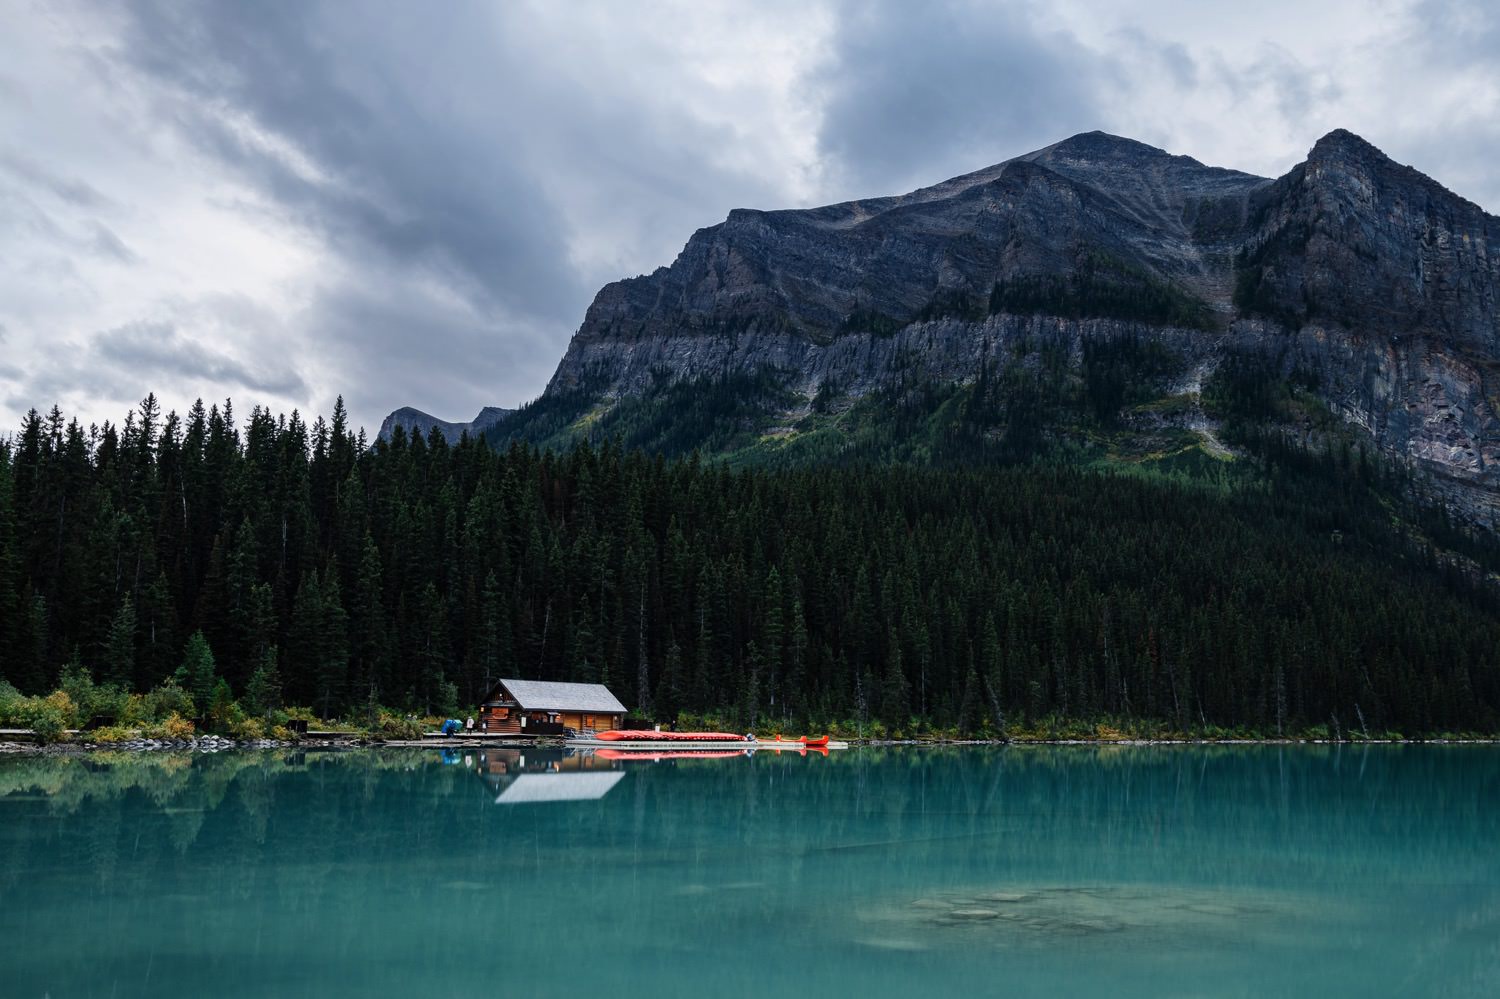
465,716,474,734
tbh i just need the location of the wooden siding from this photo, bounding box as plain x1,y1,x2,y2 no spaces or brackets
479,705,521,734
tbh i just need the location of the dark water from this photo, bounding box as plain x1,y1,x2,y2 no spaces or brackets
2,745,1498,998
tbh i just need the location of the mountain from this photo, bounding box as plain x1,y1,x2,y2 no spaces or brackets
502,129,1500,527
378,405,513,444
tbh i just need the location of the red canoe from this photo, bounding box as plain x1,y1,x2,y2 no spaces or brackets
594,730,748,743
765,734,830,748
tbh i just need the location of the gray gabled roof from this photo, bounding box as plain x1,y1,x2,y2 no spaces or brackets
492,678,627,714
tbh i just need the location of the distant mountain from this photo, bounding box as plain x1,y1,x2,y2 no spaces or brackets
495,129,1499,527
378,405,513,444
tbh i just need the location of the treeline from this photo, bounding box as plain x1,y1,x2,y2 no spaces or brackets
2,395,1499,735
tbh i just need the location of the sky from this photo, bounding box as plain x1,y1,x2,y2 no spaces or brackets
2,0,1497,437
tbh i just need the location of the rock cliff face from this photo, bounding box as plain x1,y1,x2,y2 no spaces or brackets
542,130,1500,524
378,406,513,444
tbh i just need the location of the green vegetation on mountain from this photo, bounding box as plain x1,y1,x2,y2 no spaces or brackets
2,391,1498,739
987,253,1218,331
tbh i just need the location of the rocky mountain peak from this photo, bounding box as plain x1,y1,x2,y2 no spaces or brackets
1034,130,1176,163
533,129,1500,524
377,405,514,444
1308,127,1382,160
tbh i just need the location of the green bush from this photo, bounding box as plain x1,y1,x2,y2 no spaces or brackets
87,726,139,744
26,701,70,743
141,713,196,740
372,712,422,740
140,683,195,724
0,681,23,725
206,677,239,734
228,717,266,741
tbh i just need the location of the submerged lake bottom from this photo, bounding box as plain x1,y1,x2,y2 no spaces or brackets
2,745,1497,997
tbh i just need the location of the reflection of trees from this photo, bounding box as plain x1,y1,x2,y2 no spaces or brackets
0,746,1497,915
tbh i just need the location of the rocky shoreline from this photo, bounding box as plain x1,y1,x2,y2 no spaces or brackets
0,735,366,755
5,735,1498,756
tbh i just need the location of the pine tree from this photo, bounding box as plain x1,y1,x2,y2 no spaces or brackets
414,582,449,714
351,535,389,706
785,589,808,723
476,569,507,693
318,569,349,718
103,592,137,688
0,442,17,677
958,655,985,735
881,626,910,729
761,567,784,718
286,570,324,707
138,572,178,689
657,640,685,722
175,630,218,714
3,393,1500,736
244,647,283,718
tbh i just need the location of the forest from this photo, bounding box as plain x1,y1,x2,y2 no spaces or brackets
2,392,1499,738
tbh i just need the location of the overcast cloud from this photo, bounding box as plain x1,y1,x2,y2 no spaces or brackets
1,0,1497,435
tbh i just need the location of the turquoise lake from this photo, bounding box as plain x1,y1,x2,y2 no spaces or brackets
2,745,1497,997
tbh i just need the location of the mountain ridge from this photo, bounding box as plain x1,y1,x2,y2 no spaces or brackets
377,405,514,445
501,128,1498,526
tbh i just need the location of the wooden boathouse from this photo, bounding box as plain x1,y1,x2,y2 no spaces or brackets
477,678,627,736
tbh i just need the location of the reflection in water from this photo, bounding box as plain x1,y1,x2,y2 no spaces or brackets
1,746,1498,998
494,771,627,804
474,747,629,803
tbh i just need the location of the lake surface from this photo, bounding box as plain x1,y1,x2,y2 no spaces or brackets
2,744,1497,998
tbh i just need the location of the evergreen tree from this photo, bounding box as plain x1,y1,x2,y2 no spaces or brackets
103,592,137,688
175,630,218,714
286,570,324,707
2,393,1498,736
958,656,985,735
244,647,283,718
881,626,910,728
317,569,349,719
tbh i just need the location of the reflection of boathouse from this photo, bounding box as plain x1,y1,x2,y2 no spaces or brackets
478,679,626,735
476,748,625,804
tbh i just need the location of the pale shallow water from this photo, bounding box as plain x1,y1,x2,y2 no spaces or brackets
1,745,1497,998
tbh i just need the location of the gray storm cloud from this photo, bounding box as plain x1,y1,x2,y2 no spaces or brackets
92,320,307,398
814,0,1105,196
0,0,1496,434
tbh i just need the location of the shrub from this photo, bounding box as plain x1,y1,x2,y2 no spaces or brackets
27,701,69,743
0,681,22,725
229,717,266,741
270,725,295,742
58,662,97,717
373,712,422,740
87,726,139,744
43,691,79,729
117,693,149,727
141,683,195,724
148,713,197,740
